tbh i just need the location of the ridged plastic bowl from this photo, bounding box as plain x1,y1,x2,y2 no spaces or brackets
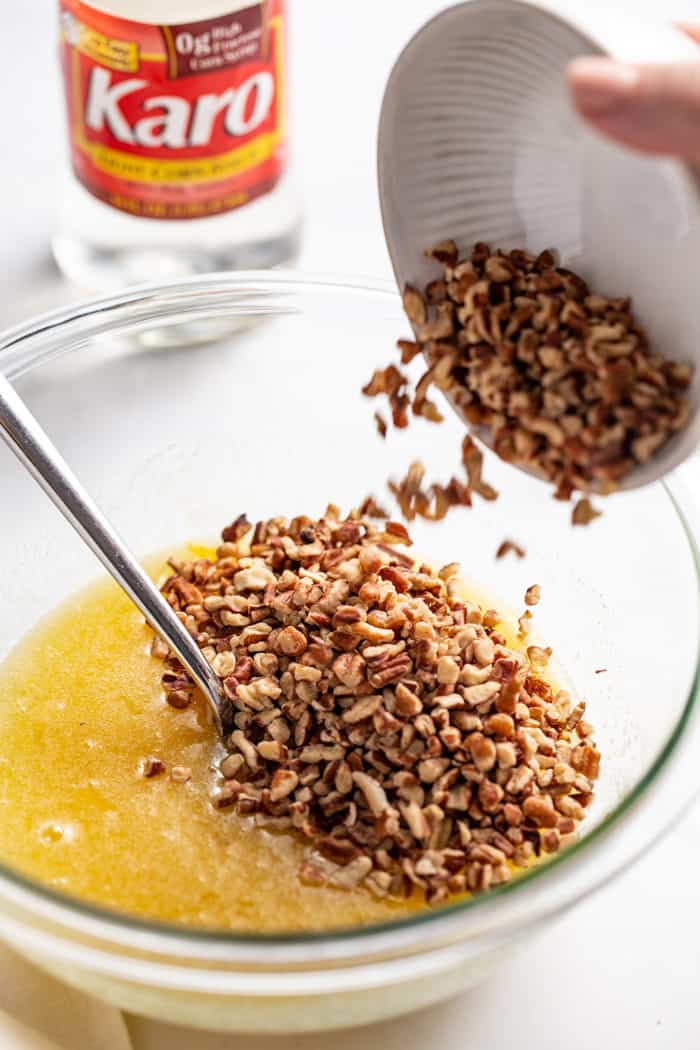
378,0,700,490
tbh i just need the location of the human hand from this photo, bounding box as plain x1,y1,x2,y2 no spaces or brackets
567,27,700,170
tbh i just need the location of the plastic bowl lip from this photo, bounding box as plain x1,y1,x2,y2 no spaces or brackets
0,270,698,968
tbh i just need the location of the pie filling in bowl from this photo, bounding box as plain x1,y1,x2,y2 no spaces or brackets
0,520,594,932
0,274,698,1032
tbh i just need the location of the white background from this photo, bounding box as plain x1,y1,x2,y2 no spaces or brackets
3,1,700,1047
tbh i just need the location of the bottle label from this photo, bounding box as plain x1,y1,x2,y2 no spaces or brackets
59,0,287,219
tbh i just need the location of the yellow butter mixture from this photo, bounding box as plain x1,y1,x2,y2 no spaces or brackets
0,560,425,932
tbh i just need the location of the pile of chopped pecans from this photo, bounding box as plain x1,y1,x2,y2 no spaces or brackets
152,509,600,902
364,242,691,525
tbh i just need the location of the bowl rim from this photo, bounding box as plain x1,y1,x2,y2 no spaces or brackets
0,270,699,965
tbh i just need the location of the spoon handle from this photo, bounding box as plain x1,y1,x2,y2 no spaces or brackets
0,373,225,733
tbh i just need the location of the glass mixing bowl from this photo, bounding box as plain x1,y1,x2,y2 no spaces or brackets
0,273,699,1033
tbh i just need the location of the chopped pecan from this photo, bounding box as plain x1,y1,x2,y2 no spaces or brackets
142,757,165,778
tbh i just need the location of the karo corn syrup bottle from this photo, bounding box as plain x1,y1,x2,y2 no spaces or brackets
54,0,301,290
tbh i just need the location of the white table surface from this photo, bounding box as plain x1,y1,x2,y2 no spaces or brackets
3,1,700,1047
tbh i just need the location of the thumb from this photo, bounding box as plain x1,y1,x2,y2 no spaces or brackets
567,56,700,168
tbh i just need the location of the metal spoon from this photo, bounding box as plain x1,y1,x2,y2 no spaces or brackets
0,372,229,736
377,0,700,492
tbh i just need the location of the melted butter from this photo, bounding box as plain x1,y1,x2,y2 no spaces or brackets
0,549,429,932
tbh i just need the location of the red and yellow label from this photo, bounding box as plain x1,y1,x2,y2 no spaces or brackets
59,0,287,220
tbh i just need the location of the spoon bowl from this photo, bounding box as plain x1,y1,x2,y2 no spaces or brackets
377,0,700,491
